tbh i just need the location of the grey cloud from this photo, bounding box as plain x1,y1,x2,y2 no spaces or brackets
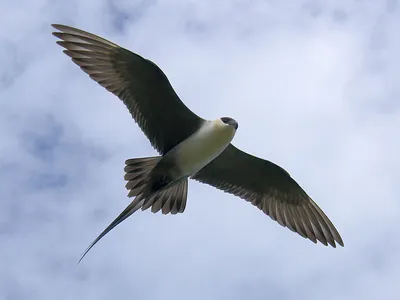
0,0,399,299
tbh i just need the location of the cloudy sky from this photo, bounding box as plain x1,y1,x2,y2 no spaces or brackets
1,0,399,299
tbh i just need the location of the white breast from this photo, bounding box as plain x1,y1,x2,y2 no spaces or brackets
170,120,236,177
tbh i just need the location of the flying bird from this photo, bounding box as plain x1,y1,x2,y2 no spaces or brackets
51,24,344,262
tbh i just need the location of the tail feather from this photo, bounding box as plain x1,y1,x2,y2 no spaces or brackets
78,156,189,263
142,179,188,214
124,156,188,214
78,194,145,263
124,156,161,197
170,179,188,214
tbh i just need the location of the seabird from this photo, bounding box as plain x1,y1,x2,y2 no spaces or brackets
51,24,344,262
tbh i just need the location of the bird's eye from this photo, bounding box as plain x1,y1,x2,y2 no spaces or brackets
221,117,231,124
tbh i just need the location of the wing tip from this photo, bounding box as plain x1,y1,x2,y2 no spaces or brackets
51,23,67,32
336,237,345,247
318,235,344,248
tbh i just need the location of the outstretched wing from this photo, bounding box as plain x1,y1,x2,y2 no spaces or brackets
52,24,205,154
193,144,344,247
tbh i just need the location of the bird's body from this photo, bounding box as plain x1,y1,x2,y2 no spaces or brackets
169,119,237,178
51,24,344,262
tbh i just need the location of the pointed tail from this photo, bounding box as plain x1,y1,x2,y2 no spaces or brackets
78,156,188,263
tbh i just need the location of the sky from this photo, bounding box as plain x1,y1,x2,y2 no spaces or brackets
1,0,399,299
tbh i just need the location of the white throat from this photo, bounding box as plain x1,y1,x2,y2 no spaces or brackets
169,120,236,177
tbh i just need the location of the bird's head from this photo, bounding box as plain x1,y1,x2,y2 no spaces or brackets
220,117,238,130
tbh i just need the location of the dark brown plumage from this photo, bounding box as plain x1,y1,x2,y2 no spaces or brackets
52,24,204,155
52,24,343,262
193,145,343,247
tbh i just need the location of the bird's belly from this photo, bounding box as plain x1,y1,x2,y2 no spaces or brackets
173,124,235,177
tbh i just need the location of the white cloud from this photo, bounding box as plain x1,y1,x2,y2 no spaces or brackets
1,0,399,299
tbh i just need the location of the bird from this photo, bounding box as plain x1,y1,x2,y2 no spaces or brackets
51,24,344,262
